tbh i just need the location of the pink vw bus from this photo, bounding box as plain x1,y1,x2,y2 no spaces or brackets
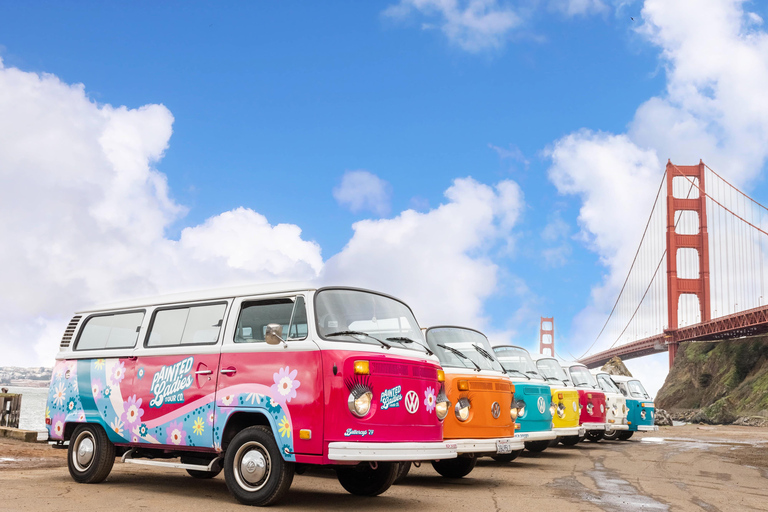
46,284,455,506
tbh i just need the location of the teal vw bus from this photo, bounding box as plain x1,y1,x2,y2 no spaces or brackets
610,376,658,439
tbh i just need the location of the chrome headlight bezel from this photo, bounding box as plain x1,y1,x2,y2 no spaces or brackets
455,397,471,422
348,390,373,417
557,402,566,418
436,399,450,421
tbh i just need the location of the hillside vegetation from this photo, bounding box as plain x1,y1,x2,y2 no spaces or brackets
656,336,768,423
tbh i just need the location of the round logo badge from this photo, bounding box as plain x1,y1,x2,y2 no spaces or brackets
537,396,546,414
491,402,501,419
405,390,419,414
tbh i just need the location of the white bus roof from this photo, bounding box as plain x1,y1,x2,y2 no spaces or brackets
77,281,320,313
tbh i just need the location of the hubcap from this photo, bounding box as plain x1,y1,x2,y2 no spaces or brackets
72,431,95,472
234,441,271,492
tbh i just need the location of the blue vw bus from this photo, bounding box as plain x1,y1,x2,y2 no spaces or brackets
609,375,658,439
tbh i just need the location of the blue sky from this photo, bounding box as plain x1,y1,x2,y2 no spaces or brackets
2,1,768,395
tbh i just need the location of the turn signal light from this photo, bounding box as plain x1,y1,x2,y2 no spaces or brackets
437,369,445,382
587,393,593,399
457,380,469,391
354,361,370,375
299,429,311,440
558,392,563,400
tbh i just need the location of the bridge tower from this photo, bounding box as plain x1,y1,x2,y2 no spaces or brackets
665,160,711,367
539,317,555,357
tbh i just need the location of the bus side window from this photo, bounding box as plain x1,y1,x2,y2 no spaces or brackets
235,298,295,343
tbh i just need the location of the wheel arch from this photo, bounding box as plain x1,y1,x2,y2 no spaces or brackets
222,410,288,459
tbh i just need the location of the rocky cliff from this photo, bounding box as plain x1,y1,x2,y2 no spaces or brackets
656,336,768,424
600,357,632,377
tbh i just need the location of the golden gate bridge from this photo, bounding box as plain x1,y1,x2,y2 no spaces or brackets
578,160,768,369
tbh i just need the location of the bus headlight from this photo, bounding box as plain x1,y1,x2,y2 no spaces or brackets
348,391,373,417
586,403,593,415
515,400,526,418
510,406,518,420
436,400,449,420
640,410,647,420
549,403,556,417
557,403,566,418
455,398,471,422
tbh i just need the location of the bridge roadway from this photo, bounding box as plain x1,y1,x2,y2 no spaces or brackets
580,303,768,368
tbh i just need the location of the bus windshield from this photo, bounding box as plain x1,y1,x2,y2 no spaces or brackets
536,358,571,384
569,366,599,388
426,327,504,372
493,346,541,379
315,289,427,353
628,380,651,399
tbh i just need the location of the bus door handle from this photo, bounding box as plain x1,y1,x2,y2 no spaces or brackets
220,368,237,375
195,370,213,375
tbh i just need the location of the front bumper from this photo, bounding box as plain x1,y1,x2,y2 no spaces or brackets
606,424,630,432
637,424,659,432
327,441,458,462
514,430,557,442
553,426,586,437
453,437,525,455
582,422,606,431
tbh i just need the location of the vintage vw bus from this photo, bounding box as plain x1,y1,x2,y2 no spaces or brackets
527,356,584,446
562,363,608,443
45,284,456,506
589,370,629,441
491,346,556,454
610,375,658,439
414,326,521,475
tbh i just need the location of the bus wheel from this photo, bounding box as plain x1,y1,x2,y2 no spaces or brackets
559,435,581,446
68,424,115,483
525,440,550,453
618,431,634,441
433,454,477,477
491,450,522,463
187,467,222,479
224,426,294,506
603,429,620,441
336,462,398,496
585,431,605,442
393,461,411,484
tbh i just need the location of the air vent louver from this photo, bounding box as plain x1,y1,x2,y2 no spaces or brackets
59,315,82,349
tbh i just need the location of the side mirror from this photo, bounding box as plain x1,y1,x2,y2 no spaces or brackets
265,324,286,346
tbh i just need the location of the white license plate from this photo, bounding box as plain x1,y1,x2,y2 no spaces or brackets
496,440,512,454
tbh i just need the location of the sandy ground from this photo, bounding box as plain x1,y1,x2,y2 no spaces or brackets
1,425,767,511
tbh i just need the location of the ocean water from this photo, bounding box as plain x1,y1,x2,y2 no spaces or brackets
5,386,48,433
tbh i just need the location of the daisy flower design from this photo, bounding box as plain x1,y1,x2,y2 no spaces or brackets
111,361,126,386
110,417,125,437
272,366,301,403
91,378,102,400
424,386,436,414
166,421,187,446
52,383,66,407
121,395,144,428
193,417,205,436
207,411,215,425
278,416,291,438
139,423,148,436
220,394,234,406
52,414,66,439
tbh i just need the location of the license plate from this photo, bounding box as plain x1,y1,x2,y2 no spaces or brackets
496,440,512,454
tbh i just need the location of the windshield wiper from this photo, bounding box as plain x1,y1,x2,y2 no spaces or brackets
526,371,541,376
504,368,530,380
386,337,433,355
437,344,481,372
326,331,391,349
543,376,560,382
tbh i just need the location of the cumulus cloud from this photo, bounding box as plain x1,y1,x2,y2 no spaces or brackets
0,59,322,367
333,170,392,216
546,0,768,391
324,177,524,330
383,0,522,52
549,0,607,17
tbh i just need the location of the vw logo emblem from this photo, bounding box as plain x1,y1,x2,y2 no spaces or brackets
537,396,546,414
405,391,419,414
491,402,501,419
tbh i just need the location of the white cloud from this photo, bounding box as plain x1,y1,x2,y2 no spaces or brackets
323,177,524,330
546,0,768,393
383,0,522,52
333,170,392,216
0,59,322,367
549,0,608,17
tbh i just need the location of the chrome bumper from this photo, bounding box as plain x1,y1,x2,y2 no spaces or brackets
582,422,606,431
637,425,659,432
606,424,630,432
327,441,458,461
514,430,557,442
453,437,524,454
553,426,586,437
